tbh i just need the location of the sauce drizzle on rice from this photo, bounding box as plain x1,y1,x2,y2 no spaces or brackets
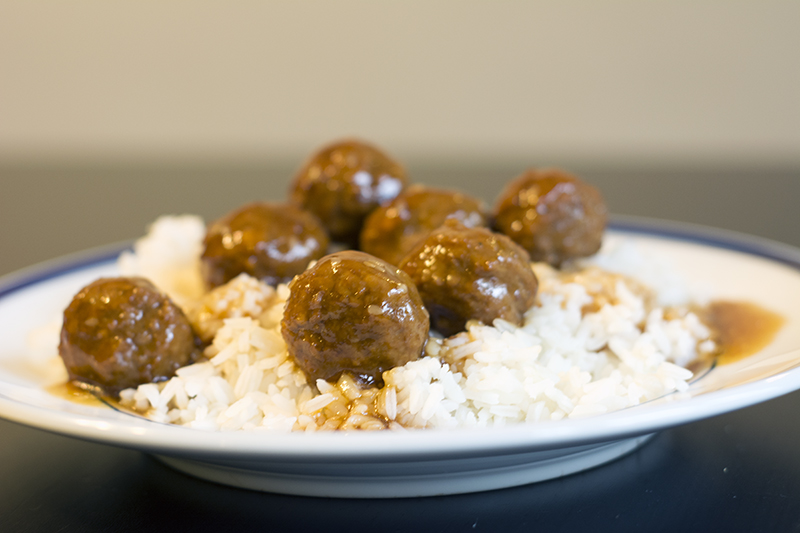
102,216,756,431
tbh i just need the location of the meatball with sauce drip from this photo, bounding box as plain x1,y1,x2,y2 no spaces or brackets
281,251,429,386
59,277,200,395
289,139,408,245
202,202,329,288
359,185,489,266
493,168,607,266
399,220,538,337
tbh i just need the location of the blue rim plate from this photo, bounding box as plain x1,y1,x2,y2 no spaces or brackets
1,216,799,497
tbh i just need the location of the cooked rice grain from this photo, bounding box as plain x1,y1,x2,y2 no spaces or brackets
116,216,716,432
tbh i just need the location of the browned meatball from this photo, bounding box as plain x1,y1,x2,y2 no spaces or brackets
289,139,408,245
202,202,329,288
359,185,489,266
281,251,429,386
493,168,607,266
399,220,538,337
58,277,200,395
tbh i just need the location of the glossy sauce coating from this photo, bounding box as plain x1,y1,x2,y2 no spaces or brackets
289,139,408,245
58,277,200,395
281,251,429,386
202,202,329,288
399,220,539,337
360,185,489,266
494,168,607,266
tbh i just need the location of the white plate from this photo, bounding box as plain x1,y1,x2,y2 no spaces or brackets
1,217,799,498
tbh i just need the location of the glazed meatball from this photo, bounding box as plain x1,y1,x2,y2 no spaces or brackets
281,251,429,386
289,139,408,245
360,185,489,266
493,168,607,266
399,220,538,337
59,277,200,394
202,202,329,288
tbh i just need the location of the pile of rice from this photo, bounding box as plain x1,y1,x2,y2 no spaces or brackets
114,215,715,432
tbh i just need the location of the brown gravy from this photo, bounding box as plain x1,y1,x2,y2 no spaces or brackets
46,381,162,418
46,381,108,407
703,300,786,365
47,301,787,416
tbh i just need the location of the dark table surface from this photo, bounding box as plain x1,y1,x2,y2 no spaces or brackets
1,160,799,532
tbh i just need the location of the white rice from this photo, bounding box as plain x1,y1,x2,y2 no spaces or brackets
108,216,715,431
117,215,206,307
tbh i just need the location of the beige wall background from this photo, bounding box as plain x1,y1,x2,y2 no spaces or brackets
1,1,798,165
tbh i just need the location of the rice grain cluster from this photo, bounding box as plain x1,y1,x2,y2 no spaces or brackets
117,216,715,432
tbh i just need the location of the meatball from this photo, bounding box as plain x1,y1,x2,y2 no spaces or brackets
202,202,329,288
281,251,429,386
360,185,489,266
58,277,199,394
289,139,408,245
493,168,607,266
399,220,538,337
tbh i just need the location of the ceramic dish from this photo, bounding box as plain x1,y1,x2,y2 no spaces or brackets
1,217,799,498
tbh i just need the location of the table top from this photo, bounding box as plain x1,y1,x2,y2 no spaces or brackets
1,161,799,532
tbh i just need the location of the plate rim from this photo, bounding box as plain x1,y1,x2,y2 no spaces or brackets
1,215,800,461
